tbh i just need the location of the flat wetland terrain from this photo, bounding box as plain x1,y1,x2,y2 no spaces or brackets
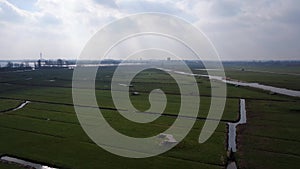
0,62,299,169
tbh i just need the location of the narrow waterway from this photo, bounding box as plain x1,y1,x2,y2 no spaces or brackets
0,101,30,113
222,79,300,97
226,99,247,169
12,101,30,111
159,68,300,97
227,99,246,152
1,156,57,169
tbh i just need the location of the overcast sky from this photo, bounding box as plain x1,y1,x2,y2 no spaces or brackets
0,0,299,60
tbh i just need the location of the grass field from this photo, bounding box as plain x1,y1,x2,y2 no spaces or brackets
0,63,299,169
237,100,300,169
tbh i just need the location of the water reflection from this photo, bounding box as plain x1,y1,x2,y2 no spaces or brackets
227,99,247,152
1,156,57,169
160,68,300,97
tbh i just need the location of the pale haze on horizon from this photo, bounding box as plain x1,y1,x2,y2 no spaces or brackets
0,0,299,61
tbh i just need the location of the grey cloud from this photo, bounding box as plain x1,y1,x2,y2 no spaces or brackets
194,0,300,60
277,8,300,25
94,0,118,8
7,0,37,12
211,1,242,17
117,0,197,22
0,0,300,60
38,13,62,25
0,1,25,22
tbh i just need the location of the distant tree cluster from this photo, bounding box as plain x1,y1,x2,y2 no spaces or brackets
0,61,32,72
5,62,30,68
35,59,75,69
0,59,76,72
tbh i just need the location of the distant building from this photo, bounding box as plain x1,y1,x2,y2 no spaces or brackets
36,52,46,68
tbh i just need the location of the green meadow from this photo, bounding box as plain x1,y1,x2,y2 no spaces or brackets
0,63,299,169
